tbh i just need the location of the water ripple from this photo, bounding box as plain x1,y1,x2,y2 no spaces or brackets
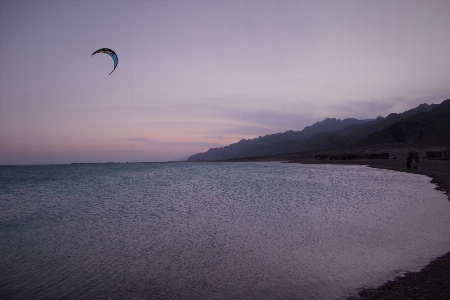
1,162,450,299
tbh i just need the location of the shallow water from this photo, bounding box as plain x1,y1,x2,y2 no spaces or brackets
1,162,449,299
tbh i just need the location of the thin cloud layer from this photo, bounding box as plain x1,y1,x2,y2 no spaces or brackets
1,0,449,164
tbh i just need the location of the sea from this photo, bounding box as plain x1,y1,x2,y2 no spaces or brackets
1,162,450,300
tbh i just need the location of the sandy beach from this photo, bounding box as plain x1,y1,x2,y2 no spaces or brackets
292,152,450,299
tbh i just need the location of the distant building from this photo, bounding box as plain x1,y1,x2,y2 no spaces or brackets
365,153,389,159
426,149,450,160
325,153,389,160
315,155,329,160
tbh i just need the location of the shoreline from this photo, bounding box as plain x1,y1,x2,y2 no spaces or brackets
220,149,450,299
295,157,450,202
293,157,450,299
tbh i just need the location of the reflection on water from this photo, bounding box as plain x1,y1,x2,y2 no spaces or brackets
1,162,449,299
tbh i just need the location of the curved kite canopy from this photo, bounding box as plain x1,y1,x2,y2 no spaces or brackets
92,48,118,75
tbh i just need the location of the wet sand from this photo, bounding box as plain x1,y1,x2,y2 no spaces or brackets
292,155,450,299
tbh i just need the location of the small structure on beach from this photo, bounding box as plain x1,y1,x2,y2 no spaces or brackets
426,149,450,160
364,153,389,159
323,153,389,160
315,154,329,160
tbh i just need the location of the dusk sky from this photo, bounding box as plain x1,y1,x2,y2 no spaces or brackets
1,0,449,165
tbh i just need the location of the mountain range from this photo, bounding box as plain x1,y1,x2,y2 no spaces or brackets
187,99,450,161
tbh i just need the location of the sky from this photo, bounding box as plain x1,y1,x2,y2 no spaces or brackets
1,0,449,165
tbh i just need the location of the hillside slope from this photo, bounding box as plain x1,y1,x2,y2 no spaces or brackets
188,118,371,161
187,101,445,161
357,99,450,147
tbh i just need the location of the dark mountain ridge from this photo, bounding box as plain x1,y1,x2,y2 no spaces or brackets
188,118,372,161
187,100,447,161
357,100,450,146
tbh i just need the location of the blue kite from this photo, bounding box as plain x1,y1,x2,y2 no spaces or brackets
92,48,118,75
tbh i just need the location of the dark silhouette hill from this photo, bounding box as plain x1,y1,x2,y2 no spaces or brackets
188,118,372,161
357,99,450,146
187,100,447,161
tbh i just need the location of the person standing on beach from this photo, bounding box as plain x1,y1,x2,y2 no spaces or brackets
415,156,420,170
407,157,412,170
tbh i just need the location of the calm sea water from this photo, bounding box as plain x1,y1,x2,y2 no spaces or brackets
1,162,450,300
